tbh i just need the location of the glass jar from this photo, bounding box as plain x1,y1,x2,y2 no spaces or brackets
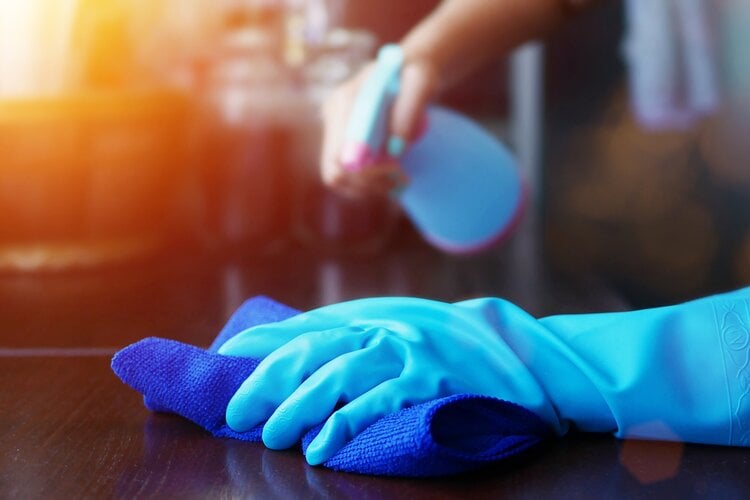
196,28,294,252
290,29,402,255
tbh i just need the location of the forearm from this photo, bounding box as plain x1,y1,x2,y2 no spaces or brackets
400,0,597,89
461,286,750,446
536,288,750,444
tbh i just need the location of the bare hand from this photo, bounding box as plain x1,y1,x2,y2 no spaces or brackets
320,57,439,199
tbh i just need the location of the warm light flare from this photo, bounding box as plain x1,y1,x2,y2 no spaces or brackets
0,0,223,98
0,0,217,270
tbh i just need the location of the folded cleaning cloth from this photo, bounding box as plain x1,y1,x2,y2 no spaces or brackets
111,296,552,477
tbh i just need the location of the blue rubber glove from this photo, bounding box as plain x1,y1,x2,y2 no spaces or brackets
218,288,750,465
218,297,568,465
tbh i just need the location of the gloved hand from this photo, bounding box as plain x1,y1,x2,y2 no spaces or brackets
218,288,750,465
218,297,569,465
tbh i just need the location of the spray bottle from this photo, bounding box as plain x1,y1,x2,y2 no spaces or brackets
340,44,525,253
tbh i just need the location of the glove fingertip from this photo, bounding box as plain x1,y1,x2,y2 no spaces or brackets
224,403,247,431
305,420,346,466
304,440,333,466
225,393,262,432
261,423,297,451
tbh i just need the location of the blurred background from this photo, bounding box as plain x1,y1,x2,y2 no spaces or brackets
0,0,747,307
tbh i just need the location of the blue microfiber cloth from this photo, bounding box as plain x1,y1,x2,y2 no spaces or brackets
111,296,552,477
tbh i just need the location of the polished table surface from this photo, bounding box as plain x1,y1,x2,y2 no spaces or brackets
2,223,749,499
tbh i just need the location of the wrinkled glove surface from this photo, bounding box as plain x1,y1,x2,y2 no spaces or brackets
221,288,750,466
112,297,551,477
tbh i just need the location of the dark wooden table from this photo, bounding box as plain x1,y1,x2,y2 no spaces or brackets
2,221,748,498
